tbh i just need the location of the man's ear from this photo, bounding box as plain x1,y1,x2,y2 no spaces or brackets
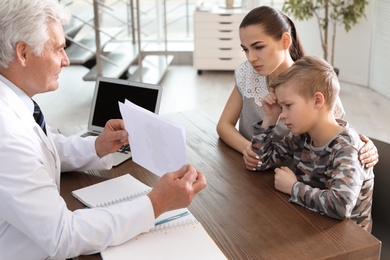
313,92,325,109
15,41,29,65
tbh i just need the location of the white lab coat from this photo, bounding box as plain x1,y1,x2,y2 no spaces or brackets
0,81,155,260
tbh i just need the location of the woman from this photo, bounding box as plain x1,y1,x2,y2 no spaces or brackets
216,6,378,170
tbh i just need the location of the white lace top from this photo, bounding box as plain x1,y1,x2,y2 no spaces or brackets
235,60,345,140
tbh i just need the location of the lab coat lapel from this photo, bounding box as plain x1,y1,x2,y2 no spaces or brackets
0,82,61,181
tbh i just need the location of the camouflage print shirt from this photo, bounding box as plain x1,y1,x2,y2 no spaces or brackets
252,119,374,232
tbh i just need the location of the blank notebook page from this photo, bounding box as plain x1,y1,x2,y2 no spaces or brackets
101,221,227,260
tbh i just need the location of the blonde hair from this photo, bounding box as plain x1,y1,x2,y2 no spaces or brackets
270,55,340,110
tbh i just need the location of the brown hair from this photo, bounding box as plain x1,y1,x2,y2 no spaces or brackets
240,5,304,61
270,56,340,110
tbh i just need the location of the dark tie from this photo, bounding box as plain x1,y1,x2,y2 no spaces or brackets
32,100,47,135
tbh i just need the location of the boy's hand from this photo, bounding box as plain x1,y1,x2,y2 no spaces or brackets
261,89,282,127
274,166,297,195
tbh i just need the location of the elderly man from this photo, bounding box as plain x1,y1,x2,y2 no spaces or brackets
0,0,206,259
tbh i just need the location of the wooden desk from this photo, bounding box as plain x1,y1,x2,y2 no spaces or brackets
61,110,381,260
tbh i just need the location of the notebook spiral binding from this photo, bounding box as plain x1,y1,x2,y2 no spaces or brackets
96,189,152,207
150,218,199,233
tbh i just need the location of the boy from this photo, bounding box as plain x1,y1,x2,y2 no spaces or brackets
252,56,374,232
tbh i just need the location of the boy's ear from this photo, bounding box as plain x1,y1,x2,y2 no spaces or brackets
313,92,325,109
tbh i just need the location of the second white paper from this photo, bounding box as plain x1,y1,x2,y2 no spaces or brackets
119,100,187,176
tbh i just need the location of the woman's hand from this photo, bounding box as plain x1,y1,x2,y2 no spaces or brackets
359,135,379,168
243,143,262,171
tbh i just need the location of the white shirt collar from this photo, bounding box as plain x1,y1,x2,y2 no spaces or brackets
0,74,34,113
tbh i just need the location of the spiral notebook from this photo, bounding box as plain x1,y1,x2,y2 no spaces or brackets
71,174,152,208
72,175,227,259
101,208,228,260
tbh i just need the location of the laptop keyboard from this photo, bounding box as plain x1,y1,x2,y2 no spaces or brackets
118,144,131,154
80,132,99,137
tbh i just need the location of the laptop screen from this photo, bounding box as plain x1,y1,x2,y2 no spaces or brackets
89,77,163,131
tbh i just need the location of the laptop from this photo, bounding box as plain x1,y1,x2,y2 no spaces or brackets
81,77,163,166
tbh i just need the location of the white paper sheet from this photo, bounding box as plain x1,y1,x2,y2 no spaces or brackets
119,100,187,176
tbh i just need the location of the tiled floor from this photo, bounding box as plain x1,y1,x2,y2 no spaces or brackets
59,0,390,142
35,64,390,144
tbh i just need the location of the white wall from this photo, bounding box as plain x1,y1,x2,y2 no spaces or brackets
291,1,374,87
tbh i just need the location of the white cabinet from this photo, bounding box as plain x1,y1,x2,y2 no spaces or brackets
193,7,247,74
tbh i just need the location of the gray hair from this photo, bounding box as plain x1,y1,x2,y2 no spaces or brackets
0,0,71,68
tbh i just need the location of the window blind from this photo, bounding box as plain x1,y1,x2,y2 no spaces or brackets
370,0,390,98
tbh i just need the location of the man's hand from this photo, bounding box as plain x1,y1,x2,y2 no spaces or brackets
95,119,128,158
147,164,207,218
